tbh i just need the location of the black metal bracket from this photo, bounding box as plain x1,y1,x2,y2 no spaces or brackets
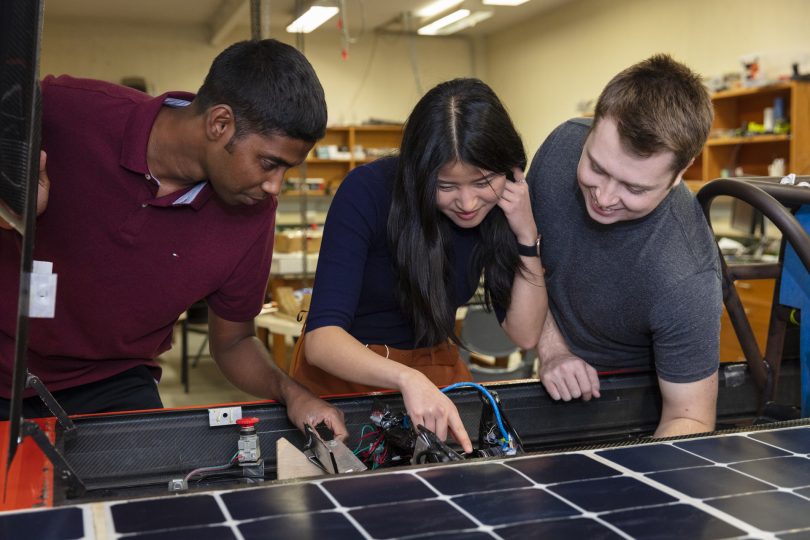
25,372,76,441
22,420,85,499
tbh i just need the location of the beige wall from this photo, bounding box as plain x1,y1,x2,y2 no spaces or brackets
486,0,810,160
42,1,810,160
41,18,477,127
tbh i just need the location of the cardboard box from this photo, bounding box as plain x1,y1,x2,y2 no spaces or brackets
274,230,323,254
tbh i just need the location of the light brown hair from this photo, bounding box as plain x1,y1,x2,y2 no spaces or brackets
593,54,713,178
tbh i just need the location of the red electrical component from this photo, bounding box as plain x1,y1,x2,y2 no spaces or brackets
236,417,259,428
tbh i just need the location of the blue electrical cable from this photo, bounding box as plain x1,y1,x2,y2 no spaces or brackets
440,382,510,445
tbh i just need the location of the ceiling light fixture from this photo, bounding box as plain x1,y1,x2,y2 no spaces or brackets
286,5,339,33
417,9,470,35
416,0,465,18
483,0,531,5
417,9,493,36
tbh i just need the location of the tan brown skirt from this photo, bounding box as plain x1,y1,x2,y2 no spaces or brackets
289,331,472,397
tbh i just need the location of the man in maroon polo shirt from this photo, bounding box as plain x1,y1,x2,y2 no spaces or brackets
0,39,347,439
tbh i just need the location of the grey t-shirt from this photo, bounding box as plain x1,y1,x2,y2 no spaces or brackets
527,119,722,383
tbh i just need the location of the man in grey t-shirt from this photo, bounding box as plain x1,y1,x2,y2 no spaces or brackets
527,54,722,437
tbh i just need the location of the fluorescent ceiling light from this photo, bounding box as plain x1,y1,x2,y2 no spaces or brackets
416,0,464,18
417,9,470,35
286,5,339,33
483,0,530,5
418,9,493,35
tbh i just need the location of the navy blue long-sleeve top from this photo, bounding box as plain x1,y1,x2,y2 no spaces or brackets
305,157,505,348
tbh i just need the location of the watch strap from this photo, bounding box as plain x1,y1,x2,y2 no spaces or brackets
516,234,541,257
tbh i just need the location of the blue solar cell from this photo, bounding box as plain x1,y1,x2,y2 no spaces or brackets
221,483,333,521
730,456,810,488
110,494,223,534
238,511,357,540
349,499,476,538
648,465,773,498
505,453,619,484
0,507,84,540
707,491,810,532
598,443,713,472
548,476,676,513
675,435,791,463
496,517,623,540
417,462,531,495
452,486,578,526
132,525,238,540
7,422,810,538
602,503,746,539
749,427,810,454
322,472,435,507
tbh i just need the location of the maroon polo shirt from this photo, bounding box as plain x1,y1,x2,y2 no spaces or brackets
0,75,276,397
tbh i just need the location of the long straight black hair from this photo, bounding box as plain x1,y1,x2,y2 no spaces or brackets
387,78,527,347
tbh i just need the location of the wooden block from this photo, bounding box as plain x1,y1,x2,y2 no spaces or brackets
276,437,324,480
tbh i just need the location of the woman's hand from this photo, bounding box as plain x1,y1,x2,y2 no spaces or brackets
497,167,537,245
399,370,473,453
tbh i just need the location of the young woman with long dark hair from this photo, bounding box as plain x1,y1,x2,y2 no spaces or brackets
291,78,546,451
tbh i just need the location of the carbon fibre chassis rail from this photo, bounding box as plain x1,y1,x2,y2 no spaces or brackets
54,359,800,505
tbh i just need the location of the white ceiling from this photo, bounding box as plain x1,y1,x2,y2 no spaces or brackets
42,0,572,37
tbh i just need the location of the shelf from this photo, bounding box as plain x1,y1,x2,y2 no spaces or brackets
697,82,810,362
711,82,792,101
701,80,810,182
706,134,791,146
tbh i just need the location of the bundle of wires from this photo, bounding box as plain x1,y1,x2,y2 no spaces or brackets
440,382,514,452
352,424,388,469
183,452,239,484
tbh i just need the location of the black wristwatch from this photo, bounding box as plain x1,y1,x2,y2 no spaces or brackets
517,234,541,257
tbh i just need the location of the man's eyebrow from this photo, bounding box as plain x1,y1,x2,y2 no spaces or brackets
261,153,295,168
587,151,649,190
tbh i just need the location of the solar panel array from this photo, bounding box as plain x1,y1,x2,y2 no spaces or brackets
2,423,810,539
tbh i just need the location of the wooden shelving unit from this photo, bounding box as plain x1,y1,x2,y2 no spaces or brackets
702,81,810,181
285,124,403,195
692,82,810,362
268,125,403,296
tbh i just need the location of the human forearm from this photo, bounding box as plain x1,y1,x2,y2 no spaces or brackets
534,312,600,401
306,326,472,451
212,333,289,399
210,323,347,438
501,255,546,349
536,311,573,362
306,326,416,390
